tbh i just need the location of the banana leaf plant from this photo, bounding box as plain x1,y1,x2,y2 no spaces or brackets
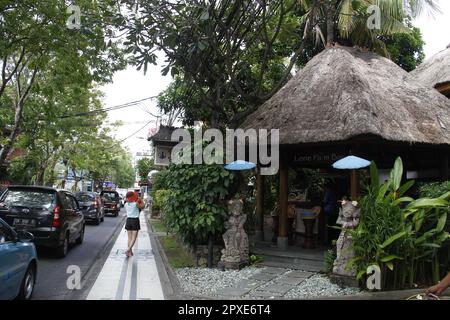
346,157,450,290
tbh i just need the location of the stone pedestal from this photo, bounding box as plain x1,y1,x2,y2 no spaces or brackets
218,198,249,270
329,273,359,288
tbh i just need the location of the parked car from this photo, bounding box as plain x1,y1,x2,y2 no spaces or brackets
0,218,37,300
0,186,85,257
75,192,104,225
100,190,120,217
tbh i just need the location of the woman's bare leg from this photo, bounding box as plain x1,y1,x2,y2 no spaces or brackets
127,231,133,253
129,230,138,254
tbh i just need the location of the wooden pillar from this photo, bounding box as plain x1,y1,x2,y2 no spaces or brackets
350,169,359,201
440,152,449,181
278,154,289,249
255,166,265,241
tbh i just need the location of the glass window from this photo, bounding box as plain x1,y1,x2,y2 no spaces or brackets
101,192,118,201
75,193,94,203
0,222,14,244
0,190,55,210
70,196,79,210
63,193,74,210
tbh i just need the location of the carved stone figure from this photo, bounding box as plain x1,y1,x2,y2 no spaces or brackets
333,200,361,277
218,198,249,269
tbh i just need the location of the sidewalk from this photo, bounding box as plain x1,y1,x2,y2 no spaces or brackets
86,213,164,300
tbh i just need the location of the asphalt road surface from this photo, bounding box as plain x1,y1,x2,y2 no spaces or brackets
32,208,126,300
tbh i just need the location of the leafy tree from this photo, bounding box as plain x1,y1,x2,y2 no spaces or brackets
136,157,156,181
120,0,309,127
382,23,425,72
0,0,125,170
122,0,436,128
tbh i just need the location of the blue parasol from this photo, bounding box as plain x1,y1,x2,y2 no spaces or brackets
332,155,371,170
224,160,256,171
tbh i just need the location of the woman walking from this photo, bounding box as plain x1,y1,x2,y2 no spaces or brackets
124,191,144,257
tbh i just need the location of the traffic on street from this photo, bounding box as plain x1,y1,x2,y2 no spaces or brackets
0,187,163,300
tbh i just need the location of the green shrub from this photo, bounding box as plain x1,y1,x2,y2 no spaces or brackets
152,189,170,213
151,170,170,195
322,249,336,274
349,157,450,290
161,163,236,245
420,181,450,198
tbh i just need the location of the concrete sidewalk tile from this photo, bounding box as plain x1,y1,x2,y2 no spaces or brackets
259,284,294,294
260,267,289,275
274,277,307,286
233,279,264,290
285,270,314,278
215,287,251,297
249,273,278,281
248,290,283,298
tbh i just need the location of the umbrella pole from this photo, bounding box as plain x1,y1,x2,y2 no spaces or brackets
350,169,359,201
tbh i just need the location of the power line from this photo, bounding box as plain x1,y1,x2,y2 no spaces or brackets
58,96,158,119
116,119,154,144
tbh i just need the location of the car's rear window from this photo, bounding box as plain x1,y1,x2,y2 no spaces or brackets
101,192,118,200
0,189,55,209
76,194,95,202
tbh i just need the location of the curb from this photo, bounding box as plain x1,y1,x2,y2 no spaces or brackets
146,211,189,300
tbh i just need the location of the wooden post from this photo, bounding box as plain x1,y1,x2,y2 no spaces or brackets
278,155,289,249
350,169,359,201
255,166,265,241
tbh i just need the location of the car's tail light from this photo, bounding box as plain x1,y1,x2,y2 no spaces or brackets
94,200,99,209
112,203,116,209
52,205,61,228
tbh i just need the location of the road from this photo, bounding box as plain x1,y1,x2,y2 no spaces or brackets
32,208,126,300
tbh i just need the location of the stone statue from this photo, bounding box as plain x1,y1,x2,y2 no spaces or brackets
333,200,360,277
218,198,249,269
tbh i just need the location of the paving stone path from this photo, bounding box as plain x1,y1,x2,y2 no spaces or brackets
214,267,314,299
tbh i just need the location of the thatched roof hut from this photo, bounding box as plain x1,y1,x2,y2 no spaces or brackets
242,46,450,147
410,46,450,97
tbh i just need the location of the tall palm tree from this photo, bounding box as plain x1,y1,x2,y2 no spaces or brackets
299,0,440,50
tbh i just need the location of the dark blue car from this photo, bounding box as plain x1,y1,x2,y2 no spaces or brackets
0,218,37,300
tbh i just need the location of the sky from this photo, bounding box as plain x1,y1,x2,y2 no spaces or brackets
101,1,450,160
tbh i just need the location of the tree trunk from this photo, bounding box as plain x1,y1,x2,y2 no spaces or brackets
0,68,38,169
45,156,59,187
34,164,46,185
0,107,23,168
61,165,69,189
326,0,337,47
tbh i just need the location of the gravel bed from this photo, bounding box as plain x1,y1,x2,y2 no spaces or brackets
176,267,360,299
284,274,361,299
175,267,263,297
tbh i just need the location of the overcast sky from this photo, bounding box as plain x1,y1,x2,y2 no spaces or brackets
101,1,450,159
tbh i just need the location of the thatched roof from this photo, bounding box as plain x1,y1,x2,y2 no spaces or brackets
242,46,450,146
410,46,450,89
